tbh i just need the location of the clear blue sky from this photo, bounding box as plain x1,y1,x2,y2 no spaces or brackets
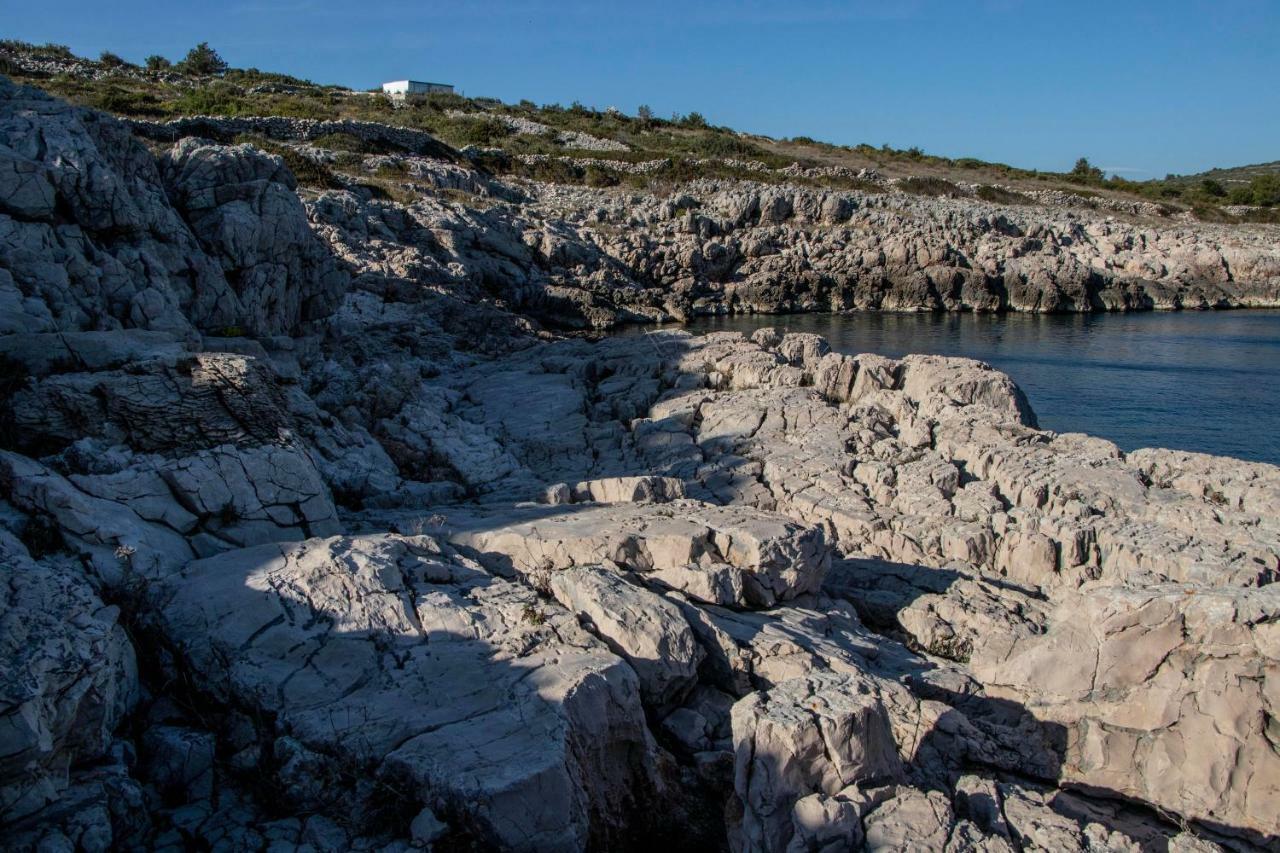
7,0,1278,177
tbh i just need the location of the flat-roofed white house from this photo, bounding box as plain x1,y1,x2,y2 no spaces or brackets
382,80,454,97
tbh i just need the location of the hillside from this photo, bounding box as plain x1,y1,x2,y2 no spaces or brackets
3,39,1278,223
2,42,1280,853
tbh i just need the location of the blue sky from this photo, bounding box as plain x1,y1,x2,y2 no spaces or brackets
6,0,1277,177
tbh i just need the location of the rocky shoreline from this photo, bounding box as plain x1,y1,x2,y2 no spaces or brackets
2,75,1279,851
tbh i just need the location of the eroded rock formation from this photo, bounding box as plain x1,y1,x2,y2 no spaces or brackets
2,75,1277,851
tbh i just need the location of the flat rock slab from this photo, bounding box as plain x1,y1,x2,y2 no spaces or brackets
431,500,830,608
147,534,657,852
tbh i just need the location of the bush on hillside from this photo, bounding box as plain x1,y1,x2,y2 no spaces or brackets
99,51,131,68
692,131,765,159
1232,174,1280,206
90,85,165,117
976,184,1032,205
144,55,171,71
170,81,246,115
176,42,228,76
900,176,965,197
1070,157,1104,183
678,111,708,129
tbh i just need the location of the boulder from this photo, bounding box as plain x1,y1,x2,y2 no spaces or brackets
548,566,703,714
730,672,902,853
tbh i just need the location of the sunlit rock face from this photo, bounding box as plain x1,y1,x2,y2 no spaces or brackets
3,76,1278,851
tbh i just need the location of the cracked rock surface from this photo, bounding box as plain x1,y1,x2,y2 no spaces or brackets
2,76,1278,851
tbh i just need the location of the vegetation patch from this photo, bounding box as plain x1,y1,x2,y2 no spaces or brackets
976,185,1032,205
900,176,967,197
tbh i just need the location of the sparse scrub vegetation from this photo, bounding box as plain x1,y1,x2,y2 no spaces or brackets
900,176,966,197
976,185,1032,205
5,40,1278,213
98,51,131,68
232,133,343,189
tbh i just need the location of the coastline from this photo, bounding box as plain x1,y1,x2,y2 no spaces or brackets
2,73,1279,851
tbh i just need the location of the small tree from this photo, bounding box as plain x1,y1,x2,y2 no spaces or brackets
145,55,171,71
637,104,653,121
1071,157,1104,182
99,50,130,68
177,42,227,75
1199,179,1226,198
1249,174,1280,207
681,111,708,129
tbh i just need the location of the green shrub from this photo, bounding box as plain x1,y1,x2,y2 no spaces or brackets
144,54,171,71
171,82,247,115
90,85,165,117
1245,174,1280,206
257,95,336,120
310,132,369,153
1199,179,1226,198
176,42,228,76
584,164,620,187
436,115,512,147
529,158,584,183
975,185,1032,205
679,111,708,129
99,51,131,68
900,176,964,197
691,131,765,159
1069,157,1104,184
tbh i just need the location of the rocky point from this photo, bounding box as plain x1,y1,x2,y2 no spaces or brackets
1,74,1278,852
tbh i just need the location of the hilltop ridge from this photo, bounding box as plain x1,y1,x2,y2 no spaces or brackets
3,38,1277,224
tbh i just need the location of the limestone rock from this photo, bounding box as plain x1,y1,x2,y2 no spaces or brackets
548,566,704,713
0,538,138,823
147,534,660,851
730,671,902,853
439,500,829,608
972,582,1280,840
160,138,349,336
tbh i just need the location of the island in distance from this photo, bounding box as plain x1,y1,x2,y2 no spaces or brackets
0,34,1278,853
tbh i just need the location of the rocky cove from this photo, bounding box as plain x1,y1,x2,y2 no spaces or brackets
1,73,1279,853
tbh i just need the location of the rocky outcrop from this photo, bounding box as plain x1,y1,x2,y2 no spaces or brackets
0,529,137,824
0,75,350,338
150,534,660,851
4,77,1279,851
160,138,349,336
127,114,460,160
972,582,1280,838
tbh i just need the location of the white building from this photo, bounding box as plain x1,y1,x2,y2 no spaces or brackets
382,80,454,97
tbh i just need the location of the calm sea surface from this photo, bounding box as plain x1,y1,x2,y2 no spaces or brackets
639,311,1280,466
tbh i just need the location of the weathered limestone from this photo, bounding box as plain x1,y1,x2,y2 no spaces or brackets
972,582,1280,839
4,75,1280,851
160,138,349,336
0,531,138,823
548,566,703,713
729,672,902,853
436,500,830,608
149,534,660,851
